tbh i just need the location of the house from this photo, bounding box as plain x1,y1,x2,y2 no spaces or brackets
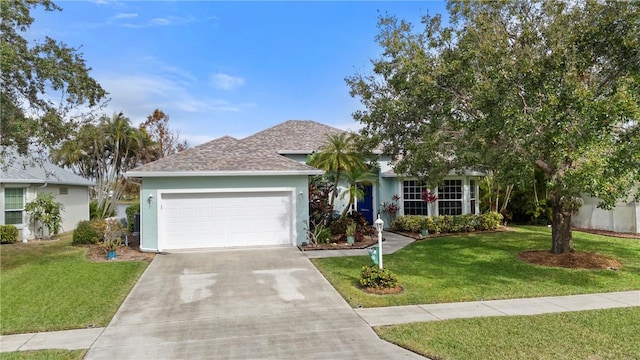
125,120,482,252
572,193,640,234
1,153,94,239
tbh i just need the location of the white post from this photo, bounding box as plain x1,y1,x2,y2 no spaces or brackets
375,215,384,270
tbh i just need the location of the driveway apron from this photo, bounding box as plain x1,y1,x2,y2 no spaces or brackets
85,247,424,359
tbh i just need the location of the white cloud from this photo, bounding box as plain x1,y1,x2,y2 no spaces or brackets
150,18,171,26
210,73,245,91
112,13,138,20
120,15,195,28
96,72,253,126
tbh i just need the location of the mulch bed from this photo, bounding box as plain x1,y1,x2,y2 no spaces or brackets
572,227,640,239
518,250,622,270
85,244,155,262
298,235,379,251
84,233,155,262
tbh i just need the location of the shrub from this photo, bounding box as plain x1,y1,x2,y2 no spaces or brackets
391,215,423,233
72,221,100,245
391,212,502,234
360,265,399,289
90,219,108,240
90,200,115,220
25,192,63,237
125,203,140,232
1,225,19,244
478,212,503,230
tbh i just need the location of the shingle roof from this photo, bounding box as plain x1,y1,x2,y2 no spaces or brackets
0,151,95,186
127,120,345,176
242,120,344,153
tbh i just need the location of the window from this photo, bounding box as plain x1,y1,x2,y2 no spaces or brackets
4,188,24,225
402,180,427,215
469,180,477,215
438,180,462,215
59,187,68,195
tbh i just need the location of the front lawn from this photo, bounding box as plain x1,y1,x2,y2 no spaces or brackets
0,233,148,335
312,226,640,307
376,307,640,360
0,350,85,360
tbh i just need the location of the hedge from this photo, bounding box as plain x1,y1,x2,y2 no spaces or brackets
391,212,503,234
1,225,19,244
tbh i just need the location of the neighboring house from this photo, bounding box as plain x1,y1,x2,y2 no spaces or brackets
126,120,482,252
572,193,640,234
1,153,94,239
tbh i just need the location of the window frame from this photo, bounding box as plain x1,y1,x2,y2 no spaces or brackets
4,187,26,226
402,180,428,216
437,179,463,216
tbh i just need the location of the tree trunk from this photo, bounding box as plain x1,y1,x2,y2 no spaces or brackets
550,197,574,254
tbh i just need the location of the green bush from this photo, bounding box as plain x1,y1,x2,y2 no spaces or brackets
89,200,115,220
478,211,503,230
1,225,19,244
360,265,399,289
72,221,100,245
391,215,423,233
125,203,140,232
391,212,502,234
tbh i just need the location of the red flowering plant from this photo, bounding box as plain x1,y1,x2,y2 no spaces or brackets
381,194,401,223
421,189,438,204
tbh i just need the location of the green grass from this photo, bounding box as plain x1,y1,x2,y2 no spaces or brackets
312,226,640,307
0,233,148,335
376,307,640,360
0,350,85,360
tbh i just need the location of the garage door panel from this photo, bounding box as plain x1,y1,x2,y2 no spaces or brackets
161,191,292,250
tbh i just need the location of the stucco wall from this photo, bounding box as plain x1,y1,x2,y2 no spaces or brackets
40,185,90,234
139,175,311,251
1,184,89,239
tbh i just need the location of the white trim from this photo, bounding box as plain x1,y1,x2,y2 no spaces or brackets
157,187,297,251
277,150,314,155
125,170,323,178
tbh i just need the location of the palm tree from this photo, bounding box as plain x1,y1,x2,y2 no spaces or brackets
309,133,365,208
339,166,378,217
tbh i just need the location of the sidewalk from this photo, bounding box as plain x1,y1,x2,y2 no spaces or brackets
2,291,638,353
355,290,640,326
2,232,639,354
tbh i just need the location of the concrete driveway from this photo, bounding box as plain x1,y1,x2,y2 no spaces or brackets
85,247,424,359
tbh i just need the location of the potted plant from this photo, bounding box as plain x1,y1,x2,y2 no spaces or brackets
421,217,429,237
346,221,357,245
101,218,124,260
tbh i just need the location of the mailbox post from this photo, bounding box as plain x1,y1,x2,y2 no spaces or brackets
374,215,384,269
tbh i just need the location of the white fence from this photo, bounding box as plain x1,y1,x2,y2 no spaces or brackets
572,200,639,234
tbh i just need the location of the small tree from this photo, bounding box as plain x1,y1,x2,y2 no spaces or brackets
25,193,63,238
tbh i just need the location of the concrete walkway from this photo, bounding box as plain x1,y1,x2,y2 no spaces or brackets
301,231,415,259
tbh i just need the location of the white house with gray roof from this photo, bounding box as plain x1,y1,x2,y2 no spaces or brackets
126,120,482,252
1,153,94,239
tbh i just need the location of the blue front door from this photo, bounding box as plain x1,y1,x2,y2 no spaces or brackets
359,185,374,224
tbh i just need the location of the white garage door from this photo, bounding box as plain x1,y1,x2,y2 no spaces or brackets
160,191,293,250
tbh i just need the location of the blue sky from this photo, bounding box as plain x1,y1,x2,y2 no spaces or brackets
31,1,448,145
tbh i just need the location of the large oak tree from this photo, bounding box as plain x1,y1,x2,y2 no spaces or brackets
347,0,640,253
1,0,106,157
